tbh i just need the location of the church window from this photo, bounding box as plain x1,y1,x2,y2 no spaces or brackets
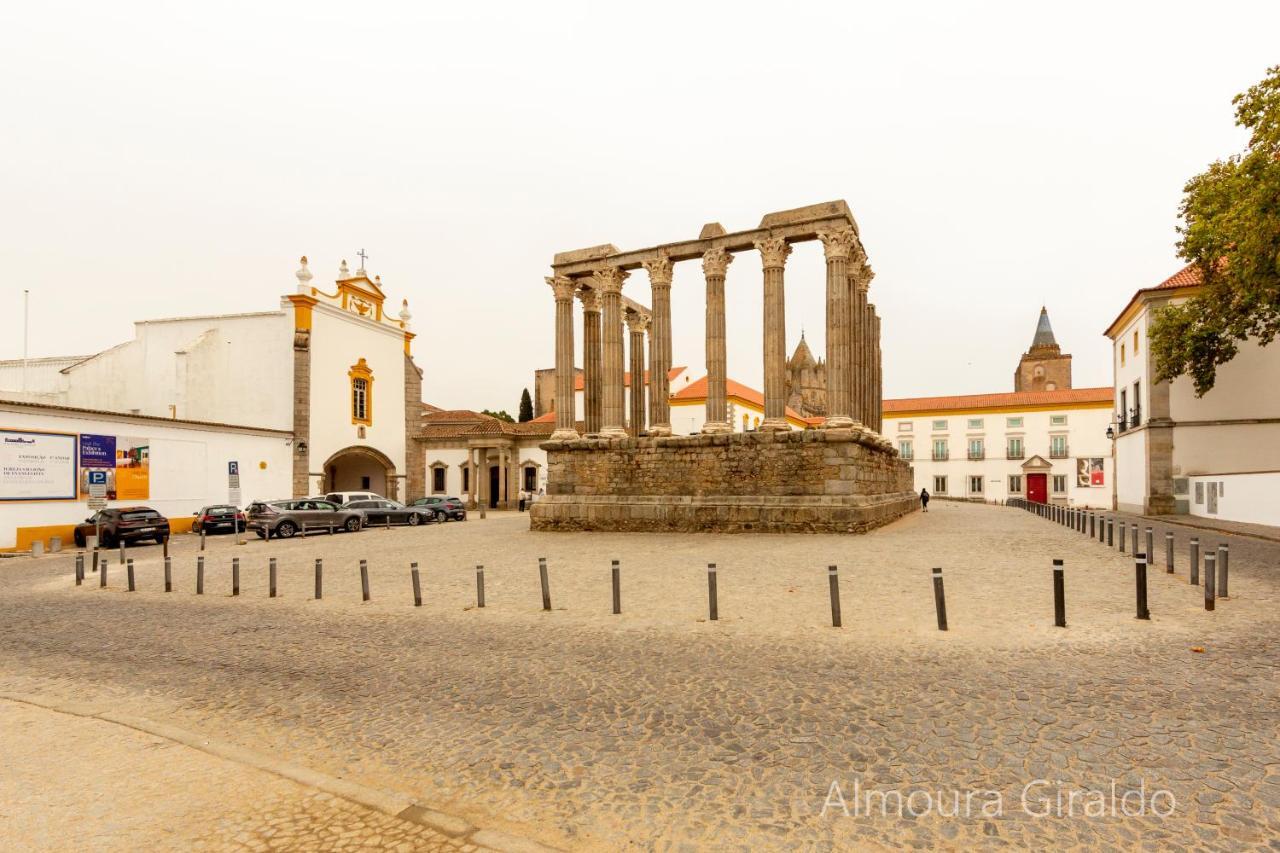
932,419,948,431
967,418,984,430
348,359,374,426
933,476,947,494
1006,417,1023,428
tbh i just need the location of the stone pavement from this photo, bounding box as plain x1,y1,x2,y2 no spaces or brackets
0,502,1277,850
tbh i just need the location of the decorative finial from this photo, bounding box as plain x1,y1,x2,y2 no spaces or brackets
357,248,369,271
295,256,313,292
375,275,382,286
339,259,350,278
399,298,412,322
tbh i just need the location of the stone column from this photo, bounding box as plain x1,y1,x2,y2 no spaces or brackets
818,229,856,428
642,252,673,435
863,302,875,432
626,311,648,436
577,287,602,435
594,266,629,438
477,448,488,509
701,247,733,433
754,236,792,431
870,308,882,433
849,258,871,428
547,276,578,440
498,446,508,506
466,447,476,509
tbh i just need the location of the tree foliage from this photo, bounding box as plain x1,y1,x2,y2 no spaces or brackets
481,408,515,423
1149,66,1280,396
518,388,534,422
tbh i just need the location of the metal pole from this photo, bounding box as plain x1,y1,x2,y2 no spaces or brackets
1107,517,1114,547
100,554,107,588
538,557,551,611
1052,559,1065,628
1190,538,1200,586
1204,553,1216,611
1145,527,1153,568
932,567,948,631
360,559,370,602
196,555,204,595
1131,523,1138,556
119,540,125,565
1217,544,1229,599
1119,521,1126,553
707,563,719,621
476,564,485,608
611,559,621,615
411,562,422,607
232,557,240,596
314,558,323,599
1135,552,1149,620
200,527,206,551
828,565,842,628
269,557,277,598
1165,531,1174,574
75,552,84,586
127,558,135,592
164,556,172,592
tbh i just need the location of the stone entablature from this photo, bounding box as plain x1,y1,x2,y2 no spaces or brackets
530,429,915,534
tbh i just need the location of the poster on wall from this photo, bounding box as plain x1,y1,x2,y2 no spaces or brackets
1077,457,1105,487
0,429,77,501
79,434,150,500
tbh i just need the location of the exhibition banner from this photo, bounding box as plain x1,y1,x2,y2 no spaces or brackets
1077,457,1106,487
79,433,150,500
0,429,78,501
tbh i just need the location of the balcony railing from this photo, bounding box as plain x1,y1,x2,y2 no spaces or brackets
1006,450,1025,460
967,450,985,460
1049,446,1070,459
932,451,949,461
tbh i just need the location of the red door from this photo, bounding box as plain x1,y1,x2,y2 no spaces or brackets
1027,473,1047,504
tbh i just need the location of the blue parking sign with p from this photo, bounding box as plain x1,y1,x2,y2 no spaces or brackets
88,470,108,486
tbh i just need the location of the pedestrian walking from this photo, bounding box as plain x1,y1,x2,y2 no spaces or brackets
920,488,930,512
518,489,528,512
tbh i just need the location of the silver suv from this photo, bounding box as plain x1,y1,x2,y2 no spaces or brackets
247,499,364,539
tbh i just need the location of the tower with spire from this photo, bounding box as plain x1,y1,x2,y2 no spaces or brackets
784,330,827,417
1013,307,1072,392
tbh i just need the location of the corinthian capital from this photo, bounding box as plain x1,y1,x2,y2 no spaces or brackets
575,285,600,312
642,251,673,287
753,236,792,270
818,228,857,262
701,247,734,277
625,310,650,334
591,266,629,294
546,275,576,302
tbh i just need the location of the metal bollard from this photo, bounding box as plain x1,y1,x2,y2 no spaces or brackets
411,562,421,607
1190,538,1200,586
1145,528,1154,568
1119,521,1127,553
1165,531,1174,574
75,552,84,586
164,556,172,592
127,558,135,592
828,565,842,628
119,540,126,565
1217,544,1229,599
1052,559,1066,628
200,528,206,551
1090,513,1096,538
1131,524,1139,556
92,546,100,574
314,558,323,599
196,555,204,595
300,523,307,539
1135,553,1149,620
100,556,108,588
232,557,240,596
707,563,719,621
163,537,169,559
476,564,485,608
328,524,334,537
385,515,391,531
538,557,551,611
269,558,277,598
1204,553,1216,611
611,559,621,615
932,567,948,631
360,559,370,602
1107,517,1114,547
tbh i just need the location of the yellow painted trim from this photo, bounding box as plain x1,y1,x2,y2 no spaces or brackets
348,358,374,426
403,331,416,356
1104,283,1202,339
884,400,1114,419
286,294,317,330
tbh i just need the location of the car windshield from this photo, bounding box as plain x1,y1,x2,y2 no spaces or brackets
206,506,236,513
121,511,159,521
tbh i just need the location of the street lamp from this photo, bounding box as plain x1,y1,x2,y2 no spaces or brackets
1105,425,1115,440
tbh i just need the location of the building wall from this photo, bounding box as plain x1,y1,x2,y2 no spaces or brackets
1115,425,1147,514
1186,472,1280,527
669,399,803,436
885,404,1113,507
306,305,407,494
421,443,549,498
0,403,291,550
1014,351,1072,393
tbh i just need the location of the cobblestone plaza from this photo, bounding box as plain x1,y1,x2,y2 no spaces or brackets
1,502,1277,849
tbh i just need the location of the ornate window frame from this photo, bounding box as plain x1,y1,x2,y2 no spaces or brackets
349,358,374,426
429,460,448,494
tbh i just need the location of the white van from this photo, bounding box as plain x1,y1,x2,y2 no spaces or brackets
324,491,384,506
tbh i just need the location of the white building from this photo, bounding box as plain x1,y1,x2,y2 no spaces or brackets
669,376,817,434
1105,263,1280,525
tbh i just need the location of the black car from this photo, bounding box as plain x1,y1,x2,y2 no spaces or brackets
73,507,171,548
411,496,467,521
191,504,246,534
345,498,437,526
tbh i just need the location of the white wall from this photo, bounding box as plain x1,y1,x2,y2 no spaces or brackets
1187,472,1280,527
422,444,549,498
0,403,292,548
886,405,1113,507
1115,425,1147,514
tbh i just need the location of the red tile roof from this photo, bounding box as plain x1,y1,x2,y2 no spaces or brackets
574,366,685,391
419,409,555,439
882,386,1113,414
671,376,810,422
1104,262,1207,337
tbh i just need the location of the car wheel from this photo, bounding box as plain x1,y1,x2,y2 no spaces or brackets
344,516,362,533
276,521,297,539
407,512,421,526
100,532,115,548
435,511,447,523
155,535,167,545
74,532,85,547
255,530,266,540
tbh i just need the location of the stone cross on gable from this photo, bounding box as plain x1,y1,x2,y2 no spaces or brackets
357,248,369,271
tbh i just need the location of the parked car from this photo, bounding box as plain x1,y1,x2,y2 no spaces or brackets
246,499,363,539
345,498,436,526
191,504,246,534
73,507,171,548
410,495,467,521
324,491,382,506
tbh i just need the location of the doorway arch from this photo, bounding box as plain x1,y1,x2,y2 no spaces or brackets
322,445,398,499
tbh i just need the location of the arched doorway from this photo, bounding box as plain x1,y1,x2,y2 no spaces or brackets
322,446,398,500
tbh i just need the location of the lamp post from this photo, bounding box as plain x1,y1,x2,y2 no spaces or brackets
1105,422,1117,511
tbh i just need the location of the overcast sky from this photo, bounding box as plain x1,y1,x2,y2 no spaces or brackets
3,1,1276,411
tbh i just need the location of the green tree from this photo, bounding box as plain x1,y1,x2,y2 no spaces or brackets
518,388,534,422
481,408,515,423
1149,66,1280,396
